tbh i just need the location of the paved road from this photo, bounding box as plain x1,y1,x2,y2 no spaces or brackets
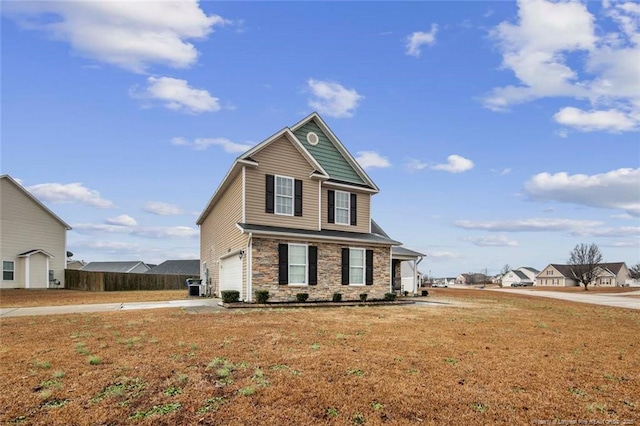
0,298,222,318
490,288,640,310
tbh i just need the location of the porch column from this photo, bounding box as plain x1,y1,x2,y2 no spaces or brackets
24,257,30,289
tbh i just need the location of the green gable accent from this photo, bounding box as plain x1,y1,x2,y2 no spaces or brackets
293,121,366,186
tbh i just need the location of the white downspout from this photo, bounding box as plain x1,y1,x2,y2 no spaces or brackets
247,233,253,302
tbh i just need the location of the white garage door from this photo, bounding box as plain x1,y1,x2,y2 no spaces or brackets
220,255,242,297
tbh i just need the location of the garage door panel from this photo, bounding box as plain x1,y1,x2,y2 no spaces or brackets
220,256,242,296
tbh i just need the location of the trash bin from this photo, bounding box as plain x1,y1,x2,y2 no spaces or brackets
186,278,203,296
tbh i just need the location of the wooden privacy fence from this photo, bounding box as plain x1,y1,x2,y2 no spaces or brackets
65,269,198,292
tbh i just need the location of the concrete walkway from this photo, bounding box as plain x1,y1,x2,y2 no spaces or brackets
0,298,222,318
490,288,640,310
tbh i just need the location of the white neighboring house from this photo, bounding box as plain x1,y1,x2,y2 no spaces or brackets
501,266,540,287
0,175,71,289
391,246,425,295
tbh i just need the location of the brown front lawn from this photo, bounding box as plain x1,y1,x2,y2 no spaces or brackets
1,290,638,425
0,289,189,308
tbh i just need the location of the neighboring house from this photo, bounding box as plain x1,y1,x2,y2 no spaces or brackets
536,263,630,287
146,260,200,276
501,266,539,287
456,273,488,285
66,260,87,270
1,175,72,289
80,261,151,273
197,112,421,302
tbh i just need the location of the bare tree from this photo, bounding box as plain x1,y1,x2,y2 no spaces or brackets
501,264,511,275
629,263,640,280
568,243,603,291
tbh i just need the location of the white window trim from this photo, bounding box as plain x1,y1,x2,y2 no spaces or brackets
335,190,350,226
3,260,15,281
349,248,365,286
275,175,294,216
288,243,308,286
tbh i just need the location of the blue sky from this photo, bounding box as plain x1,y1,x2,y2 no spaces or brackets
2,0,638,277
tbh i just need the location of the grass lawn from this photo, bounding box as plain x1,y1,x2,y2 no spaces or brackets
0,289,189,308
1,290,638,425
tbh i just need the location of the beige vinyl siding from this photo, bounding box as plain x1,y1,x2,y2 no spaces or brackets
199,172,248,298
0,178,67,289
245,135,319,230
321,188,370,234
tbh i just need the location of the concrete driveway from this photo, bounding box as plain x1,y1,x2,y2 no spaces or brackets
491,288,640,310
0,298,223,318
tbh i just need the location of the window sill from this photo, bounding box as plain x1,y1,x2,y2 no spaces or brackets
288,284,308,287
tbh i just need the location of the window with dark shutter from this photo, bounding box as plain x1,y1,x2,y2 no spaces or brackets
294,179,303,217
308,246,317,285
365,249,374,285
266,175,275,214
278,244,288,284
328,190,335,223
341,248,349,285
350,193,357,226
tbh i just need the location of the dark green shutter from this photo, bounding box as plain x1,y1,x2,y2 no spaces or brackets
308,246,317,285
350,193,357,226
294,179,303,217
328,190,335,223
365,249,373,285
266,175,275,214
341,248,349,285
278,244,288,284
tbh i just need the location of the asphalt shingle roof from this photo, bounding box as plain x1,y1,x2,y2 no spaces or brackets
237,223,401,245
146,260,200,276
80,261,148,273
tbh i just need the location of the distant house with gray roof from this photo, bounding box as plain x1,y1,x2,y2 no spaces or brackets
80,261,150,274
146,260,200,276
501,266,539,287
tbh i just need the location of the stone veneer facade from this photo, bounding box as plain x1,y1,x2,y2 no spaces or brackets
251,237,391,302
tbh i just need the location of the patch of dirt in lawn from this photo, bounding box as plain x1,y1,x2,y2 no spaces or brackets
0,289,189,308
1,291,638,425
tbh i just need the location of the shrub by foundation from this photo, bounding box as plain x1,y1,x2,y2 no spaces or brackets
255,290,269,304
296,293,309,303
384,293,397,301
332,293,342,302
221,290,240,303
359,293,368,302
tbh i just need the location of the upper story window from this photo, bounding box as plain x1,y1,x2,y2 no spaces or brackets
275,176,293,216
266,175,303,216
547,270,553,275
335,191,350,225
328,190,356,226
3,261,14,281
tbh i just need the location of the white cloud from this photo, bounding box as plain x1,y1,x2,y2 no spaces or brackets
432,155,474,173
425,251,460,261
484,0,640,133
78,240,141,251
5,1,228,73
463,235,519,247
406,159,429,172
105,214,137,227
553,107,638,132
144,202,185,216
555,128,569,138
571,226,640,238
602,240,640,248
406,24,438,57
355,151,391,169
525,168,640,216
132,76,220,114
74,223,198,239
611,213,634,219
455,218,602,232
171,137,251,153
27,182,114,208
307,79,363,118
491,168,512,176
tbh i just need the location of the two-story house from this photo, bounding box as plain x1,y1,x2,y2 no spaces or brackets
197,113,419,302
501,266,539,287
1,174,71,289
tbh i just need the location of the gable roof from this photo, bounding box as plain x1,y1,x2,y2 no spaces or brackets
80,261,149,273
197,113,379,225
0,175,72,230
146,260,200,275
290,113,379,191
598,262,626,275
547,264,577,278
541,262,627,279
511,270,530,280
520,266,540,274
18,249,54,258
